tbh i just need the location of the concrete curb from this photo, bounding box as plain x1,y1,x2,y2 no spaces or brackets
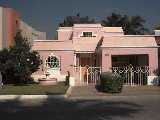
0,86,71,101
0,94,160,101
0,95,65,101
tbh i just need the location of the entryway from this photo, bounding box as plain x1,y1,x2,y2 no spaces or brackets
74,66,101,85
74,53,101,85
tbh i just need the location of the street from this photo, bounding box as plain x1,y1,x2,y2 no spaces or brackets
0,95,160,120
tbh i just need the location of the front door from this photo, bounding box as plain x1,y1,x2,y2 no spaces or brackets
45,55,60,78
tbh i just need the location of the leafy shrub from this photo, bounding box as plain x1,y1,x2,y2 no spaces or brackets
153,69,160,86
153,68,160,76
100,72,124,93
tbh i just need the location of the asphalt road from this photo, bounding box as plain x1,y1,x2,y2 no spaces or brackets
0,95,160,120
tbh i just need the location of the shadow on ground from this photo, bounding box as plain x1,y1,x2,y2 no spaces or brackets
0,96,143,120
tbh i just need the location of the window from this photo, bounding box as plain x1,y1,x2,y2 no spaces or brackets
46,56,60,69
82,32,93,37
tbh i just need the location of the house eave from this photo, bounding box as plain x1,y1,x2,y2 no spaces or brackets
101,46,159,48
74,51,95,53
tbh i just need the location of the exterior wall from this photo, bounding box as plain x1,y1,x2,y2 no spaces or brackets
20,20,46,45
2,7,7,48
73,27,102,43
34,50,75,76
0,6,46,49
35,31,46,40
155,36,160,70
57,27,73,41
101,47,158,75
5,8,20,48
0,7,3,49
0,7,20,49
57,24,124,43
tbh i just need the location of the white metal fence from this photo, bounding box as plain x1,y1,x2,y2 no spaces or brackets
112,65,150,86
74,66,101,85
74,65,150,86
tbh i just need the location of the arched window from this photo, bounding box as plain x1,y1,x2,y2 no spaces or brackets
45,56,60,69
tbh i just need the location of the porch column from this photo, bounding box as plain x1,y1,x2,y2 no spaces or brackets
74,54,77,66
102,50,112,72
149,49,158,75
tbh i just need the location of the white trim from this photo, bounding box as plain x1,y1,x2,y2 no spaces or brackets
109,35,156,37
74,24,102,28
75,51,95,53
35,49,74,51
57,29,73,32
103,32,124,34
74,54,77,66
101,46,159,48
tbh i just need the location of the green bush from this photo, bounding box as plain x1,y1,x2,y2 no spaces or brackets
0,31,42,84
100,72,124,93
153,69,160,86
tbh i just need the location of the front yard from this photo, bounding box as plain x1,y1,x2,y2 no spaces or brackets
0,82,68,95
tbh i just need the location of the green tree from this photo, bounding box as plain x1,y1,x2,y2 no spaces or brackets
0,31,42,84
59,13,95,27
101,13,149,35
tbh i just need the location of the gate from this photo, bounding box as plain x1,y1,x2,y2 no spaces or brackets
74,66,101,85
112,65,150,86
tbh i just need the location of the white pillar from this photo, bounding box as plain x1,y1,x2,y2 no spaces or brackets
74,54,77,66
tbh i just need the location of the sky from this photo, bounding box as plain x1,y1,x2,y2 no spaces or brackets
0,0,160,39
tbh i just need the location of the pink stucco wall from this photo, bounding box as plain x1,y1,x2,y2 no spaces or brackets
101,47,158,75
73,28,102,43
32,24,159,84
34,50,75,76
0,7,20,49
57,27,72,41
5,8,20,47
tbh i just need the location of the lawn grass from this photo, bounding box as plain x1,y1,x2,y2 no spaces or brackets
0,82,69,95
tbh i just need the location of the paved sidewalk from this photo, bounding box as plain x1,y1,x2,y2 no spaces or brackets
68,86,160,98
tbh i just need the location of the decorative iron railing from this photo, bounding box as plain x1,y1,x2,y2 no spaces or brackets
112,65,150,86
74,66,101,85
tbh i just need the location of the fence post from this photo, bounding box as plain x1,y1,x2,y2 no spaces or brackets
0,72,3,88
79,66,82,85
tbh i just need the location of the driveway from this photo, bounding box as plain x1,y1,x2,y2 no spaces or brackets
68,86,160,98
0,94,160,120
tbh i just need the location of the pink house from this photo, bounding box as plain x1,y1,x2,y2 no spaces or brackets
32,24,159,86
